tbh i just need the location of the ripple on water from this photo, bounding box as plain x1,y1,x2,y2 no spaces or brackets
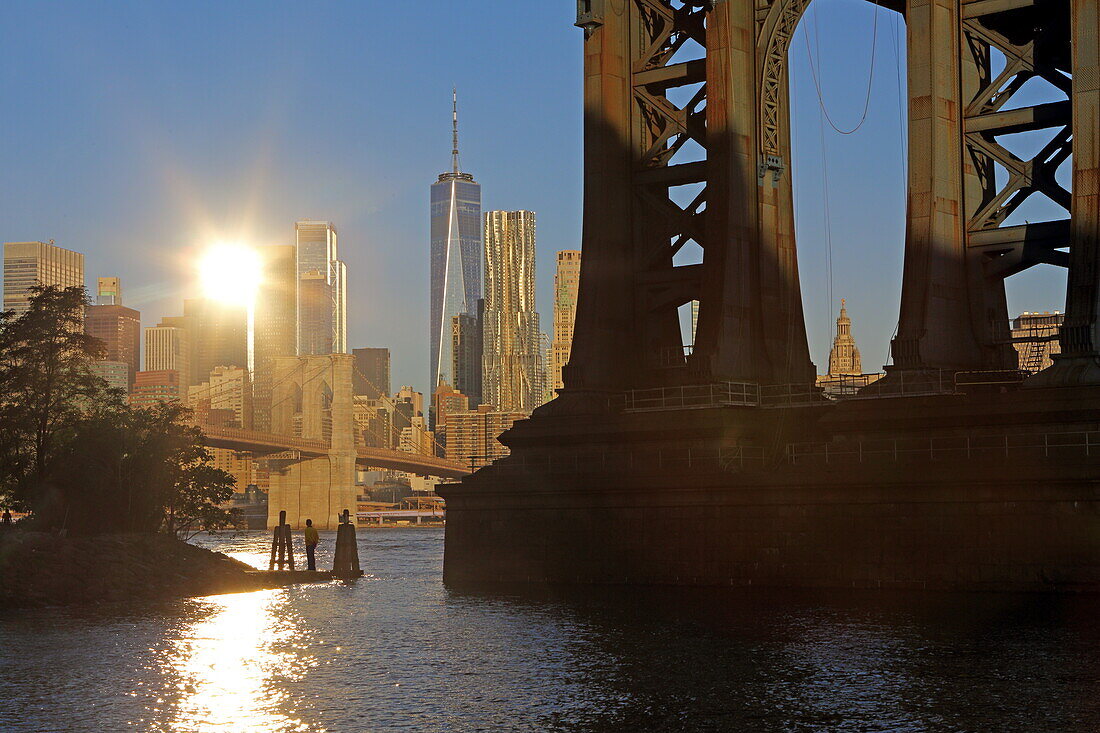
1,528,1098,732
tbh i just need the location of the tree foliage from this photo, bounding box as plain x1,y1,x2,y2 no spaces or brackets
0,286,237,535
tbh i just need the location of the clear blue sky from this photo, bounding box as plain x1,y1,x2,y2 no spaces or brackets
0,1,1067,390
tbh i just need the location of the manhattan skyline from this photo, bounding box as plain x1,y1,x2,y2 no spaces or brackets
0,1,1068,391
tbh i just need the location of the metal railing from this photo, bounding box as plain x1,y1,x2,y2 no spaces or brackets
785,431,1100,466
484,445,772,475
620,382,761,411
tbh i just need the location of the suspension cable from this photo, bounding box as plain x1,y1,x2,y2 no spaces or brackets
804,2,880,136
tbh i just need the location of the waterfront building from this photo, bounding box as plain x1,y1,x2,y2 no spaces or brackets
352,347,391,398
90,360,129,393
429,90,482,397
208,448,255,492
2,240,84,317
85,303,140,388
483,210,541,412
444,405,527,471
254,245,298,432
187,365,252,429
1011,311,1063,372
96,276,122,305
295,220,347,355
550,251,581,394
129,369,182,407
144,325,191,385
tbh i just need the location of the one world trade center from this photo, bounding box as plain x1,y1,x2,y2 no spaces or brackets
429,90,482,399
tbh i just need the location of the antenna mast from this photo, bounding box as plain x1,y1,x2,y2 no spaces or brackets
452,87,460,174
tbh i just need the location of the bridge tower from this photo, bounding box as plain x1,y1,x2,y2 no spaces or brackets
560,0,1097,399
266,353,357,529
440,1,1100,591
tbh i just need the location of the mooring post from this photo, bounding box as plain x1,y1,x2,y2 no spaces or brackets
285,519,295,571
269,510,287,571
332,508,362,579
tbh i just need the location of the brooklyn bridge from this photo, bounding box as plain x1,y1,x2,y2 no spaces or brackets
438,0,1100,591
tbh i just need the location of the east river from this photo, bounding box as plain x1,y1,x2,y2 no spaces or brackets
1,528,1099,731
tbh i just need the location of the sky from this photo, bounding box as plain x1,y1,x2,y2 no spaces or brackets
0,0,1069,390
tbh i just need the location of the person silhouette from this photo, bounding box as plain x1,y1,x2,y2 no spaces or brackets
303,519,319,570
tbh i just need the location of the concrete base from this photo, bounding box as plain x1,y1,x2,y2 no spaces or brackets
440,386,1100,592
267,451,358,530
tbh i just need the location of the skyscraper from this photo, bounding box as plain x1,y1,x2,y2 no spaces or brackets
452,299,484,408
145,325,190,380
352,347,391,398
3,241,84,316
84,301,141,388
430,90,482,395
96,277,122,305
827,299,862,377
254,245,298,431
295,220,347,355
483,210,541,412
183,298,247,385
550,250,581,394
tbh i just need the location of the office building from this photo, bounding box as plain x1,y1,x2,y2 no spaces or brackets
432,382,469,450
85,300,141,387
183,298,247,386
3,241,84,317
91,361,129,393
353,395,394,449
253,245,298,432
430,90,482,395
816,301,882,397
188,365,252,429
352,347,391,398
398,415,435,457
130,370,182,407
452,300,483,407
295,220,346,355
1012,311,1064,372
444,405,527,471
483,210,541,412
145,325,191,384
96,277,122,305
827,299,862,377
550,251,581,394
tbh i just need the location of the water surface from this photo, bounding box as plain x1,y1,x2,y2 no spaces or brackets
1,528,1097,731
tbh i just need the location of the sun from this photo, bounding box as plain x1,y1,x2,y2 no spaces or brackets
198,242,261,307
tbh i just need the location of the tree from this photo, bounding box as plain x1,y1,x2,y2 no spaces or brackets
0,286,238,535
0,286,106,510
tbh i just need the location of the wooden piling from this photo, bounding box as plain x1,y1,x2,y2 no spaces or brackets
268,510,295,571
332,508,363,579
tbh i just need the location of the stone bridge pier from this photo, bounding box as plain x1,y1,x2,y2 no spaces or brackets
266,353,357,529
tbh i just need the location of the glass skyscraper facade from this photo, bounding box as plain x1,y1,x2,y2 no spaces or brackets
295,220,347,355
429,92,481,394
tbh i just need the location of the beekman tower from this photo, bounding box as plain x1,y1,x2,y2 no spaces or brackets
430,90,482,407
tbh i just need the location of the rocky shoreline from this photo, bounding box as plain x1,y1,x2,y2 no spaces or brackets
0,530,275,609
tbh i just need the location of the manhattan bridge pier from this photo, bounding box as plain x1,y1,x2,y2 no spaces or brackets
439,0,1100,591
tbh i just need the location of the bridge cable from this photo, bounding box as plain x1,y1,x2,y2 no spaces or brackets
804,1,880,136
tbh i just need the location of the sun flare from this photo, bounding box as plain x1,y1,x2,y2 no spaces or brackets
198,242,261,307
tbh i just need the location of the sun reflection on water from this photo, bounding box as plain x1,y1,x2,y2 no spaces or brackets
161,589,321,732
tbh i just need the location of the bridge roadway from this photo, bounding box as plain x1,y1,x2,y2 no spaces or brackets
197,425,471,479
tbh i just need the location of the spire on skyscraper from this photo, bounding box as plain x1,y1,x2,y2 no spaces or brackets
452,87,460,174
